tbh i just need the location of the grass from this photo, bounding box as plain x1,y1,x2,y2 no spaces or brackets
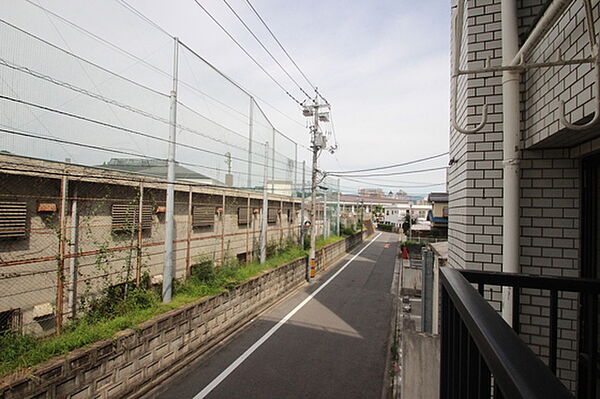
0,235,348,377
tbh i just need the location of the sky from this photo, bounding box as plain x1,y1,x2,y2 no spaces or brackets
0,0,450,196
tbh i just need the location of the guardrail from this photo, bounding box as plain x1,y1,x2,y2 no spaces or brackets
440,267,576,398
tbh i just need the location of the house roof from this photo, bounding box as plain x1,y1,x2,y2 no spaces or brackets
427,209,448,224
99,158,215,182
428,192,448,203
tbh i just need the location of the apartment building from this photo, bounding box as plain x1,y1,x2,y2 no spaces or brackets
446,0,600,396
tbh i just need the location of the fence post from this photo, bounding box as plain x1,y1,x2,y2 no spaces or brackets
56,170,68,333
337,179,341,236
271,128,276,193
221,193,226,266
162,36,179,303
186,186,192,278
246,193,250,263
68,183,78,319
247,97,254,188
421,247,434,333
136,182,144,285
300,160,306,248
260,142,269,263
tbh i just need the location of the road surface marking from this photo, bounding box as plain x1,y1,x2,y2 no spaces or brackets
193,233,383,399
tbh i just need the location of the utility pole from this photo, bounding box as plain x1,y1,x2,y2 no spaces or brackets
303,98,332,281
162,37,179,303
247,97,254,188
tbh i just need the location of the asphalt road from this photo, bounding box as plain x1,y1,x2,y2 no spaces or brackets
149,232,398,399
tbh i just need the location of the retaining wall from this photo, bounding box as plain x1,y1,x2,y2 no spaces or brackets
0,233,364,399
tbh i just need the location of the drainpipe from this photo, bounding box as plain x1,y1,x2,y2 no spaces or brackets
501,0,520,325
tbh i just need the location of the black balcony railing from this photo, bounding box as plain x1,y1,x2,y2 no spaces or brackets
439,267,600,399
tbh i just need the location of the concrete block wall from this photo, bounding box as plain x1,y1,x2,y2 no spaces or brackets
0,233,364,399
0,156,304,336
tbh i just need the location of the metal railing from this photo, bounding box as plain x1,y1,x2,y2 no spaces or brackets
440,267,579,399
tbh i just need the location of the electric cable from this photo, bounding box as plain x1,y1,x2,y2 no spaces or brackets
220,0,312,100
328,166,449,178
191,0,304,105
328,152,449,174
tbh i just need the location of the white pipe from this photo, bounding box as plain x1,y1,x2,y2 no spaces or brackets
510,0,573,66
501,0,520,325
162,37,179,303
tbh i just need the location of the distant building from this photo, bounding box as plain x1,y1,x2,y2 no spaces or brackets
358,188,385,198
99,158,219,185
426,192,448,231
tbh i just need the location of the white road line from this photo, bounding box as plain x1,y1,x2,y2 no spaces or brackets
193,233,384,399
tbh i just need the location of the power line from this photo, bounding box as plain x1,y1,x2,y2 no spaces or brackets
24,1,307,133
190,0,303,105
328,152,449,174
328,166,449,178
0,95,295,173
0,126,273,180
221,0,312,99
114,0,173,37
243,0,328,104
337,175,446,189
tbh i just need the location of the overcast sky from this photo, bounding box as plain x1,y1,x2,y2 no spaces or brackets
1,0,450,195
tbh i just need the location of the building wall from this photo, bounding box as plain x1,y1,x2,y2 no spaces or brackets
448,0,600,391
0,165,303,336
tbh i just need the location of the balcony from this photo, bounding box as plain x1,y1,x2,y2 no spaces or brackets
440,268,600,399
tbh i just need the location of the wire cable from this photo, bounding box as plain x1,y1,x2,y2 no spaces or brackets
243,0,328,104
328,166,449,178
191,0,303,105
328,152,449,174
220,0,312,100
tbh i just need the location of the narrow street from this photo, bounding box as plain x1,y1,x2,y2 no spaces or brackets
148,232,398,399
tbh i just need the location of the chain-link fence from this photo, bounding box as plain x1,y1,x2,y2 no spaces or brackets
0,2,341,337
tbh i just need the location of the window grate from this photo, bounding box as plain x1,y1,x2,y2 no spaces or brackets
0,201,27,239
193,205,215,228
111,203,153,231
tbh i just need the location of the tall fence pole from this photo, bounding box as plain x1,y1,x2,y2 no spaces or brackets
185,186,192,278
221,193,226,265
323,193,328,239
300,160,306,248
68,184,78,319
337,179,341,236
247,97,254,188
162,37,179,303
246,193,250,263
271,128,276,194
136,182,144,285
260,142,269,264
56,171,68,333
294,143,298,193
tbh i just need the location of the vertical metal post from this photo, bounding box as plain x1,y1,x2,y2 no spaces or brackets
421,248,433,333
68,184,78,319
56,172,68,333
271,128,276,194
247,97,254,188
300,160,306,247
309,105,319,281
162,37,179,303
323,193,328,239
185,186,192,278
293,142,298,195
136,182,144,285
221,193,226,266
246,194,250,263
260,142,269,264
336,179,341,236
